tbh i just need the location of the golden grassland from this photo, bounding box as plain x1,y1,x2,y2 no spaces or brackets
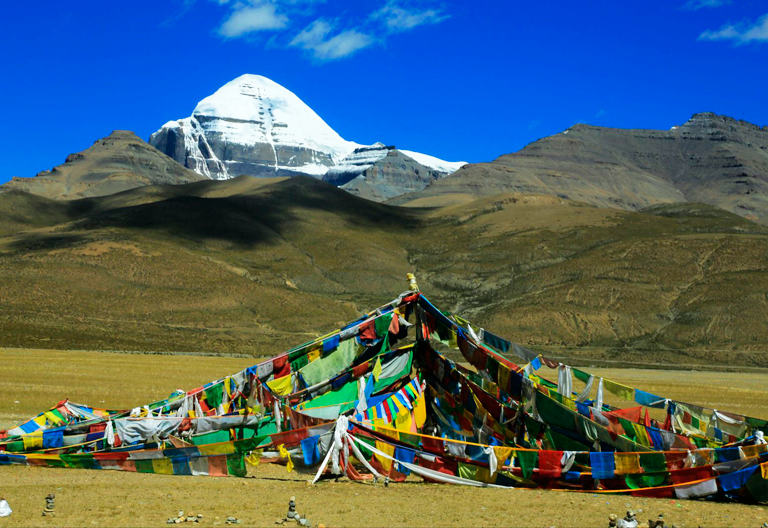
1,348,768,527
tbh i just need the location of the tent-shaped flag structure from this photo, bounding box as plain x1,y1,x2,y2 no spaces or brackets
2,288,768,503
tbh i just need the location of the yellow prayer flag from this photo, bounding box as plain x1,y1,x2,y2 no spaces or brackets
761,461,768,479
498,364,511,392
199,443,236,456
374,440,394,472
152,457,174,475
631,423,652,447
413,393,427,429
246,450,263,466
43,411,64,426
267,374,293,396
394,407,412,432
448,330,458,349
22,432,43,451
307,346,321,362
604,379,634,401
493,446,514,467
614,453,643,474
278,444,294,473
372,357,383,381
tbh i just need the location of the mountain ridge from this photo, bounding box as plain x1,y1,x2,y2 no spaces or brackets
392,112,768,223
1,131,207,200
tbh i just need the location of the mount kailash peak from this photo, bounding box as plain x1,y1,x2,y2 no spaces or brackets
149,74,465,201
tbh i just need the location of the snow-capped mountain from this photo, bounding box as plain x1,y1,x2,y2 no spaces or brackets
149,75,465,198
150,75,359,179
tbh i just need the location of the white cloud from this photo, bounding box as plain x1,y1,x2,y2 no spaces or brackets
211,0,449,62
371,2,449,34
290,19,375,60
699,13,768,44
219,4,289,37
682,0,731,10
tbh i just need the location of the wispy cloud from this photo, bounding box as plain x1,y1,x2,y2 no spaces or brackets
219,3,289,37
210,0,449,62
699,13,768,44
371,2,449,34
682,0,731,10
290,19,375,60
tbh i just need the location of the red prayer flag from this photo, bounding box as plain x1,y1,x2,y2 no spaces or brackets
538,450,563,478
359,320,376,341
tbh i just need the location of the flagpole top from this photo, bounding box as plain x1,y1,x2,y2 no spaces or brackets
406,273,419,292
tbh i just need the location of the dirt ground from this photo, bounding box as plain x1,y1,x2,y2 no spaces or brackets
1,348,767,527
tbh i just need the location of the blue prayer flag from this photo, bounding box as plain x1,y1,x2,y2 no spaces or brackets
301,436,321,466
635,389,665,409
719,465,758,492
590,452,615,480
394,447,415,475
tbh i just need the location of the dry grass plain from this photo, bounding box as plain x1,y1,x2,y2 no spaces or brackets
1,348,767,527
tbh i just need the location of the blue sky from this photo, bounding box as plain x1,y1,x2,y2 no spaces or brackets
1,0,767,182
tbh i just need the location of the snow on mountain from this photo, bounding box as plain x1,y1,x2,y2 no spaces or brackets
150,74,360,179
192,75,359,165
323,143,390,185
400,150,466,174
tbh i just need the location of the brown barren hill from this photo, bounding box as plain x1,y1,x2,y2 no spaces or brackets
1,130,207,200
2,176,768,365
391,113,768,223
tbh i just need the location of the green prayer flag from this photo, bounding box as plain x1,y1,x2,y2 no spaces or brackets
204,384,224,409
458,462,478,481
7,441,24,453
573,368,591,383
517,450,539,479
536,392,577,433
290,354,309,372
746,472,768,502
191,430,230,446
302,379,359,409
639,452,667,474
135,459,155,474
299,338,361,387
60,454,97,470
375,313,393,338
625,472,668,489
226,453,247,477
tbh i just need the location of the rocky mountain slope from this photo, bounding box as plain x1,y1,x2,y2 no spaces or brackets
2,131,206,200
323,144,448,202
392,113,768,223
149,74,465,199
2,178,767,365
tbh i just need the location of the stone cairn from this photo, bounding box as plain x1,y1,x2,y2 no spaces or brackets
609,511,678,528
618,510,638,528
275,496,311,527
42,494,55,517
166,510,204,524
